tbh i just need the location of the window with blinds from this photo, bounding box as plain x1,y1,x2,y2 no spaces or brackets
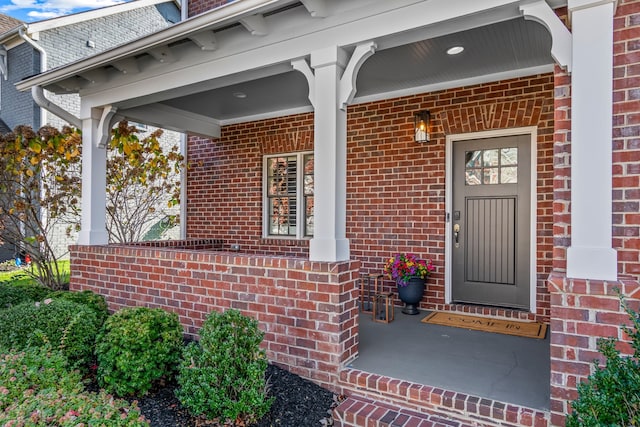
265,152,314,238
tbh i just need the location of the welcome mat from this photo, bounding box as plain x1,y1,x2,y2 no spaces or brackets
421,312,547,339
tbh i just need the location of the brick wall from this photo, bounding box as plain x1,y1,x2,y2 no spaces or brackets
548,275,640,426
187,74,555,322
548,2,640,426
188,0,230,17
70,243,360,390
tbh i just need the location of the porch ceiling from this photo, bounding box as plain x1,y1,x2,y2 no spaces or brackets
17,0,560,133
161,17,553,122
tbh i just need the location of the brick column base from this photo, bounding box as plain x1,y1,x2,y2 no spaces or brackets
548,272,640,426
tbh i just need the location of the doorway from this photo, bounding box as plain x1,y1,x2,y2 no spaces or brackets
446,129,537,310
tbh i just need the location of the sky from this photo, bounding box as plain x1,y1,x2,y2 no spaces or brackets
0,0,132,22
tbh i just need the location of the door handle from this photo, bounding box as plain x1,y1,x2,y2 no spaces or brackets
453,224,460,245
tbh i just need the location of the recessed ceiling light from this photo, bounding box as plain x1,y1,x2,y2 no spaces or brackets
233,92,247,99
447,46,464,55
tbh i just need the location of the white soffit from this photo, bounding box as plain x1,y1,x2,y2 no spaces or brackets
17,0,560,125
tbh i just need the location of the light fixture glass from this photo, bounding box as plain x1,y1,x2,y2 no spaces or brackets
414,111,430,143
233,91,247,99
446,46,464,55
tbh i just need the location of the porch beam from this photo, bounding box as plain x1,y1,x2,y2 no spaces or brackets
118,103,221,138
309,46,349,262
566,0,617,280
77,109,109,245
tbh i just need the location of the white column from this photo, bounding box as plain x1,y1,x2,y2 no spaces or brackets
566,0,617,280
76,110,108,245
309,46,350,262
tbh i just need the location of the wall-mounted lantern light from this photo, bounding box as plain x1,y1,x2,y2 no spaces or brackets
414,110,431,143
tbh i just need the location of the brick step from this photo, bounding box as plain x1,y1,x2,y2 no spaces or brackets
337,368,549,427
333,395,479,427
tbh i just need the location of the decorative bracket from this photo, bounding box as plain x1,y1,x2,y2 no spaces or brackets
97,106,118,148
300,0,328,18
339,41,376,110
291,58,316,108
520,0,572,73
240,14,268,36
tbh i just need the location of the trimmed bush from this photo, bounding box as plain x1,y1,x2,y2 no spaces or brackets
176,309,273,424
48,289,109,327
0,346,149,426
95,306,183,396
0,299,99,369
567,292,640,426
0,346,83,411
0,280,51,309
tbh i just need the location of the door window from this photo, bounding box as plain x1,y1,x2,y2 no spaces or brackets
465,147,518,185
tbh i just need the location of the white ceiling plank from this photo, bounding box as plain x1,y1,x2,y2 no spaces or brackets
90,62,293,111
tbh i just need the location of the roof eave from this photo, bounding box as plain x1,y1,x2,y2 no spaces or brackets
16,0,286,92
25,0,181,34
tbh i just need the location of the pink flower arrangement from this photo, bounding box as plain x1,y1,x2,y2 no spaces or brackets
384,253,434,286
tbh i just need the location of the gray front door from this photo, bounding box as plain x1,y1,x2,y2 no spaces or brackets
451,135,531,309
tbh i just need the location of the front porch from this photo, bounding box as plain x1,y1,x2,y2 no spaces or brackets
352,310,550,411
334,310,550,426
70,242,553,426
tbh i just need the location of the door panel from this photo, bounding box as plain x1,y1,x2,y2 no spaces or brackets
452,135,531,309
465,197,516,285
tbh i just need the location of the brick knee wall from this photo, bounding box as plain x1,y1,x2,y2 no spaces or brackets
548,273,640,426
70,243,360,391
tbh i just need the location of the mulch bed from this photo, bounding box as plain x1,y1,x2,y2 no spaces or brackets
130,364,339,426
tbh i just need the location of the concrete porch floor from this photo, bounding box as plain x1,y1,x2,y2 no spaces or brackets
348,309,550,411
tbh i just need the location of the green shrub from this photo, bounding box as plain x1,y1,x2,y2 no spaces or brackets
0,346,83,411
48,289,109,327
0,280,51,309
95,306,183,396
0,299,99,369
176,309,273,424
0,346,149,426
0,388,149,426
567,292,640,426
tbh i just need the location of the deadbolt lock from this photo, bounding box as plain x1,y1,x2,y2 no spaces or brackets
453,224,460,247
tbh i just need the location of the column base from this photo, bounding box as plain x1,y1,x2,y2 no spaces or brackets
566,246,617,281
77,228,109,246
309,238,350,262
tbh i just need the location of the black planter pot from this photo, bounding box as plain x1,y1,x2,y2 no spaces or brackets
397,278,426,315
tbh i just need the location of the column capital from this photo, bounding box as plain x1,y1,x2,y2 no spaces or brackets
310,45,348,70
568,0,617,16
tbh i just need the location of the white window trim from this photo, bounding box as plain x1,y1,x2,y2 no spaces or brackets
262,151,313,239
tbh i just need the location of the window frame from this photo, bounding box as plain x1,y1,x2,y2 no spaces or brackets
262,151,314,239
